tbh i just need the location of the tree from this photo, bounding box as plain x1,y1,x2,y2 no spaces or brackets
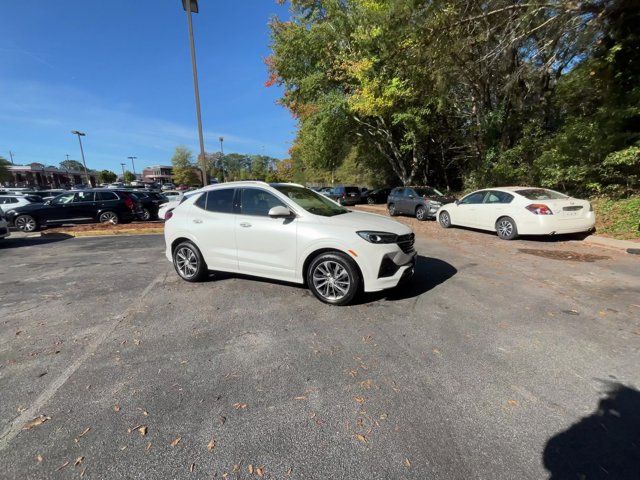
171,146,201,186
0,156,10,183
60,159,85,172
98,170,117,183
123,171,136,183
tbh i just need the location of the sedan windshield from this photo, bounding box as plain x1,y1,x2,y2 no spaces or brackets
273,185,348,217
516,189,567,200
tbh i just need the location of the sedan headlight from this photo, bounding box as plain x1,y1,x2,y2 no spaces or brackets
357,231,398,244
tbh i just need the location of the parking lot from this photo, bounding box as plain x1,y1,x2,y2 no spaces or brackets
1,227,639,479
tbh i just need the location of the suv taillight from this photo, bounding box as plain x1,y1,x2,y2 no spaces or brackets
165,210,173,220
122,194,134,210
525,203,553,215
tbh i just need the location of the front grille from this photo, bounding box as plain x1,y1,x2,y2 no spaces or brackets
563,206,583,211
397,233,415,254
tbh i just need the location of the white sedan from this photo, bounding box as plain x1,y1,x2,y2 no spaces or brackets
164,181,416,305
437,187,595,240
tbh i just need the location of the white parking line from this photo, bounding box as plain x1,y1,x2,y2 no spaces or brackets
0,272,166,451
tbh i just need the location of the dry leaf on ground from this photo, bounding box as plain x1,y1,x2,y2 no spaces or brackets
207,439,216,452
170,436,182,447
138,426,147,436
353,396,365,404
23,415,51,430
354,434,367,443
74,457,84,467
233,403,247,409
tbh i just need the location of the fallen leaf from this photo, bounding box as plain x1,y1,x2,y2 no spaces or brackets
233,403,247,409
142,410,149,416
146,442,152,451
80,468,87,477
207,439,216,452
404,458,411,467
134,339,141,346
354,434,367,443
138,426,147,436
286,467,293,476
36,455,44,463
432,348,441,354
294,396,307,401
189,463,195,473
507,399,518,407
23,415,51,430
248,464,254,474
113,405,121,412
170,436,182,447
56,461,69,471
256,466,264,477
127,424,142,434
74,457,84,467
353,396,365,404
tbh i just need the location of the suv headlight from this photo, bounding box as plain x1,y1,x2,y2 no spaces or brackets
357,231,398,244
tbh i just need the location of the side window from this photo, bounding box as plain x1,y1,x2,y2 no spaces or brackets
11,198,19,203
53,193,75,204
484,191,514,204
194,192,208,210
0,198,7,205
241,189,285,216
460,191,486,204
205,189,235,214
406,189,417,198
97,192,118,201
74,192,95,202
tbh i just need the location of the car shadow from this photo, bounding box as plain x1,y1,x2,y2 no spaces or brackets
449,225,592,243
357,255,457,304
0,233,73,249
543,382,640,479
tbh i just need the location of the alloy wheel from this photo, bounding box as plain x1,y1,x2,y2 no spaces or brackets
312,260,351,301
175,247,199,278
416,207,426,220
440,211,450,227
16,216,36,232
497,219,513,237
141,208,151,221
99,212,118,224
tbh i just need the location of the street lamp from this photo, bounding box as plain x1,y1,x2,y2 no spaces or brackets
218,136,225,182
71,130,91,186
181,0,207,186
120,163,127,182
128,156,137,177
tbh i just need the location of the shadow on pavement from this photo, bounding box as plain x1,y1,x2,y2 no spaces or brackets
0,234,74,249
543,382,640,480
360,255,457,303
450,225,592,243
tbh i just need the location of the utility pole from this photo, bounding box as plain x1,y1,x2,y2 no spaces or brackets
8,151,15,165
71,130,91,186
182,0,207,186
120,163,127,182
128,156,137,177
219,136,225,182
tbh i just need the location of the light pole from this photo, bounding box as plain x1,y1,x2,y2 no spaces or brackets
219,136,225,182
71,130,91,186
120,163,127,182
128,156,137,178
182,0,207,186
8,151,15,165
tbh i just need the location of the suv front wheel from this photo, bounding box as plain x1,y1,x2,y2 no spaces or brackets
173,241,208,281
307,252,360,306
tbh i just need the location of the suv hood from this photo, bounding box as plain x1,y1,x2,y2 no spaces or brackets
320,210,412,235
6,203,50,214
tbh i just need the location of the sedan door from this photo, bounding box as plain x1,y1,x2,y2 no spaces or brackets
234,188,298,281
475,190,515,230
452,191,486,227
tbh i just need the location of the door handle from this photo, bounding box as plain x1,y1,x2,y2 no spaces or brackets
239,222,252,228
193,219,203,224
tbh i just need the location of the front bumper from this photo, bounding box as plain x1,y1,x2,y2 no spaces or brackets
362,247,417,292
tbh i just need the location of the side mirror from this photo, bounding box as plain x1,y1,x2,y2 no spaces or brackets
455,200,460,206
268,206,292,218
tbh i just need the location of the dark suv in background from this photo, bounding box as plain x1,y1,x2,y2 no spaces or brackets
130,191,167,220
387,186,457,220
328,185,361,206
6,189,143,232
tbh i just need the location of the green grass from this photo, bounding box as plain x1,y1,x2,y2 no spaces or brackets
591,196,640,240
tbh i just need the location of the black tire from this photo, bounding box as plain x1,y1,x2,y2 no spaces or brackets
367,197,375,205
15,214,38,232
388,203,397,216
439,210,452,228
98,211,120,225
140,208,151,221
415,205,427,221
173,241,208,282
306,251,361,306
496,216,518,240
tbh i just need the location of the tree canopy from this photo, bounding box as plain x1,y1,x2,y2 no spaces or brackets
60,159,86,172
268,0,640,195
171,146,201,186
98,170,117,183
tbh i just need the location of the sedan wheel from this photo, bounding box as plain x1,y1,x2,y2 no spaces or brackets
173,242,207,282
99,211,119,225
15,215,37,232
496,216,518,240
439,211,451,228
307,252,360,305
416,206,427,221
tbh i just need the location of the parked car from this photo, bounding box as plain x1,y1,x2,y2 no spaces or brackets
327,185,362,206
0,195,44,213
164,181,416,305
5,189,143,232
161,184,176,191
387,186,456,221
130,191,167,220
157,190,201,220
162,190,182,202
0,211,9,240
437,187,596,240
362,187,392,205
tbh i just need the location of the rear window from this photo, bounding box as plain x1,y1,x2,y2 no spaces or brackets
516,189,567,200
97,191,118,201
205,189,235,214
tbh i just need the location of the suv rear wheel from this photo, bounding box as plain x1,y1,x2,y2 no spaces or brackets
99,211,119,225
307,252,360,306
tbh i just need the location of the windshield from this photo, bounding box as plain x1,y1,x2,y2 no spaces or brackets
414,187,444,197
273,185,348,217
516,188,567,200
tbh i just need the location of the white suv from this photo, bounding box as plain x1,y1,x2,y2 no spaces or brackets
164,182,417,305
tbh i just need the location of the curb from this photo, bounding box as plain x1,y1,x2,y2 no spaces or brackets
42,230,164,238
583,235,640,254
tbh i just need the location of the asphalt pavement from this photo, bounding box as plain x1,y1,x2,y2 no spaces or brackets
0,229,638,479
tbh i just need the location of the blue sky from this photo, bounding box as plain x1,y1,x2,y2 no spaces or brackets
0,0,295,172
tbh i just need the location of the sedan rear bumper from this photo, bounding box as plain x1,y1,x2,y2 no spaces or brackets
517,213,596,235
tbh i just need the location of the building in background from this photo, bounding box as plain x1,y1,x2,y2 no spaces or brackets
4,164,98,188
142,165,174,184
